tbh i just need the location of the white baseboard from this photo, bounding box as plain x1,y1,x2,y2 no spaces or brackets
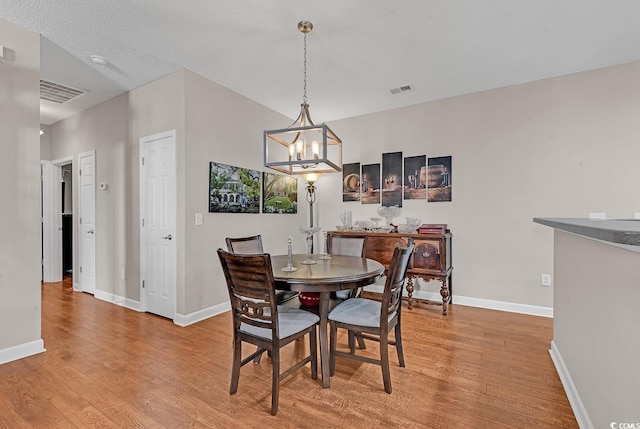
94,290,141,312
453,295,553,318
92,285,553,326
549,341,593,429
0,339,46,365
173,301,231,327
123,298,141,311
93,289,232,326
363,285,553,318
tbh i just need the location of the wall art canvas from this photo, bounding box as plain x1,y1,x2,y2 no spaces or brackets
427,155,452,202
361,163,381,205
209,162,260,213
262,172,298,214
342,162,361,202
382,151,403,207
404,155,427,200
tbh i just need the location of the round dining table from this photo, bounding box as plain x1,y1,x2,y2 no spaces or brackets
271,253,384,388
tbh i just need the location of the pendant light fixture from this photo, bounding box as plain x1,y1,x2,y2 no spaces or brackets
263,21,342,176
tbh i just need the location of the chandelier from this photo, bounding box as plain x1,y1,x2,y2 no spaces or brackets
263,21,342,176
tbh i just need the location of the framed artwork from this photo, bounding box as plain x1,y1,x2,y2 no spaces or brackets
342,162,361,202
382,151,402,207
262,172,298,214
361,163,381,205
209,162,260,213
427,155,452,202
404,155,426,200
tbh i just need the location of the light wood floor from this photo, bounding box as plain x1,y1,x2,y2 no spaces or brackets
0,279,577,428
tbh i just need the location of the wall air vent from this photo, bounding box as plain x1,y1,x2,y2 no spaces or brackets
40,79,86,103
390,84,414,95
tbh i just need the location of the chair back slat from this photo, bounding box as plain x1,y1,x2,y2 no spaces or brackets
381,244,414,324
328,235,368,257
225,235,264,254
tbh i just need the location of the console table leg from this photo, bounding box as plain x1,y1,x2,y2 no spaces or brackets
440,278,450,315
406,276,415,310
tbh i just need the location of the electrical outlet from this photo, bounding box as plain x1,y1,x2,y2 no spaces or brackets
634,212,640,220
589,212,606,220
541,274,552,287
195,213,203,226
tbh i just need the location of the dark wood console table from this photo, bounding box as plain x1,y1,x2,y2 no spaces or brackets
327,230,453,314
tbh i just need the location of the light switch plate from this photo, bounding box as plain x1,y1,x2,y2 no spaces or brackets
195,213,203,226
541,274,552,287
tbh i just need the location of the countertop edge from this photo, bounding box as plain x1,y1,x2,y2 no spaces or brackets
533,217,640,246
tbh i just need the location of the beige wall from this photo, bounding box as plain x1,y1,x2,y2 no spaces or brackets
182,70,306,314
43,56,640,318
553,230,640,427
319,61,640,309
129,69,186,305
0,18,42,358
45,68,306,318
40,125,50,160
48,93,130,298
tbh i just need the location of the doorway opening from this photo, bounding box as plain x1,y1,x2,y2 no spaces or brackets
61,163,73,283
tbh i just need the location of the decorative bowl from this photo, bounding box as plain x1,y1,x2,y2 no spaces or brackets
299,292,320,307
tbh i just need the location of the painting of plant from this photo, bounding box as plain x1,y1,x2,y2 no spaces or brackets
262,172,298,214
209,162,260,213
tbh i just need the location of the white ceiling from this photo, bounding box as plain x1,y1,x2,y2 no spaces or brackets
3,0,640,126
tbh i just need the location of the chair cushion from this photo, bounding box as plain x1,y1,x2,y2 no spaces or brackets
240,306,319,340
329,298,391,327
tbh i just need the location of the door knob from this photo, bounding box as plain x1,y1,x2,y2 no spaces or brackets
161,234,173,240
87,229,94,234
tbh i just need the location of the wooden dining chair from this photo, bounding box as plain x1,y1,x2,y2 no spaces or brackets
225,234,298,363
328,243,414,394
217,249,319,415
326,234,369,349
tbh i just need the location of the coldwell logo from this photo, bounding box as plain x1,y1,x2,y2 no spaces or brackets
610,423,640,429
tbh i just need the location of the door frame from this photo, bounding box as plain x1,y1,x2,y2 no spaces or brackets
139,129,177,317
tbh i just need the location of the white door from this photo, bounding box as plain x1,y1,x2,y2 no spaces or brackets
140,130,176,319
78,150,96,294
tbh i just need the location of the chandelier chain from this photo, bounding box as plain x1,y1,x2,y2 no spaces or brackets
303,31,308,104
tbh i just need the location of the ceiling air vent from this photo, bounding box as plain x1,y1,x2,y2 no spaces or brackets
40,79,86,103
390,84,414,95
